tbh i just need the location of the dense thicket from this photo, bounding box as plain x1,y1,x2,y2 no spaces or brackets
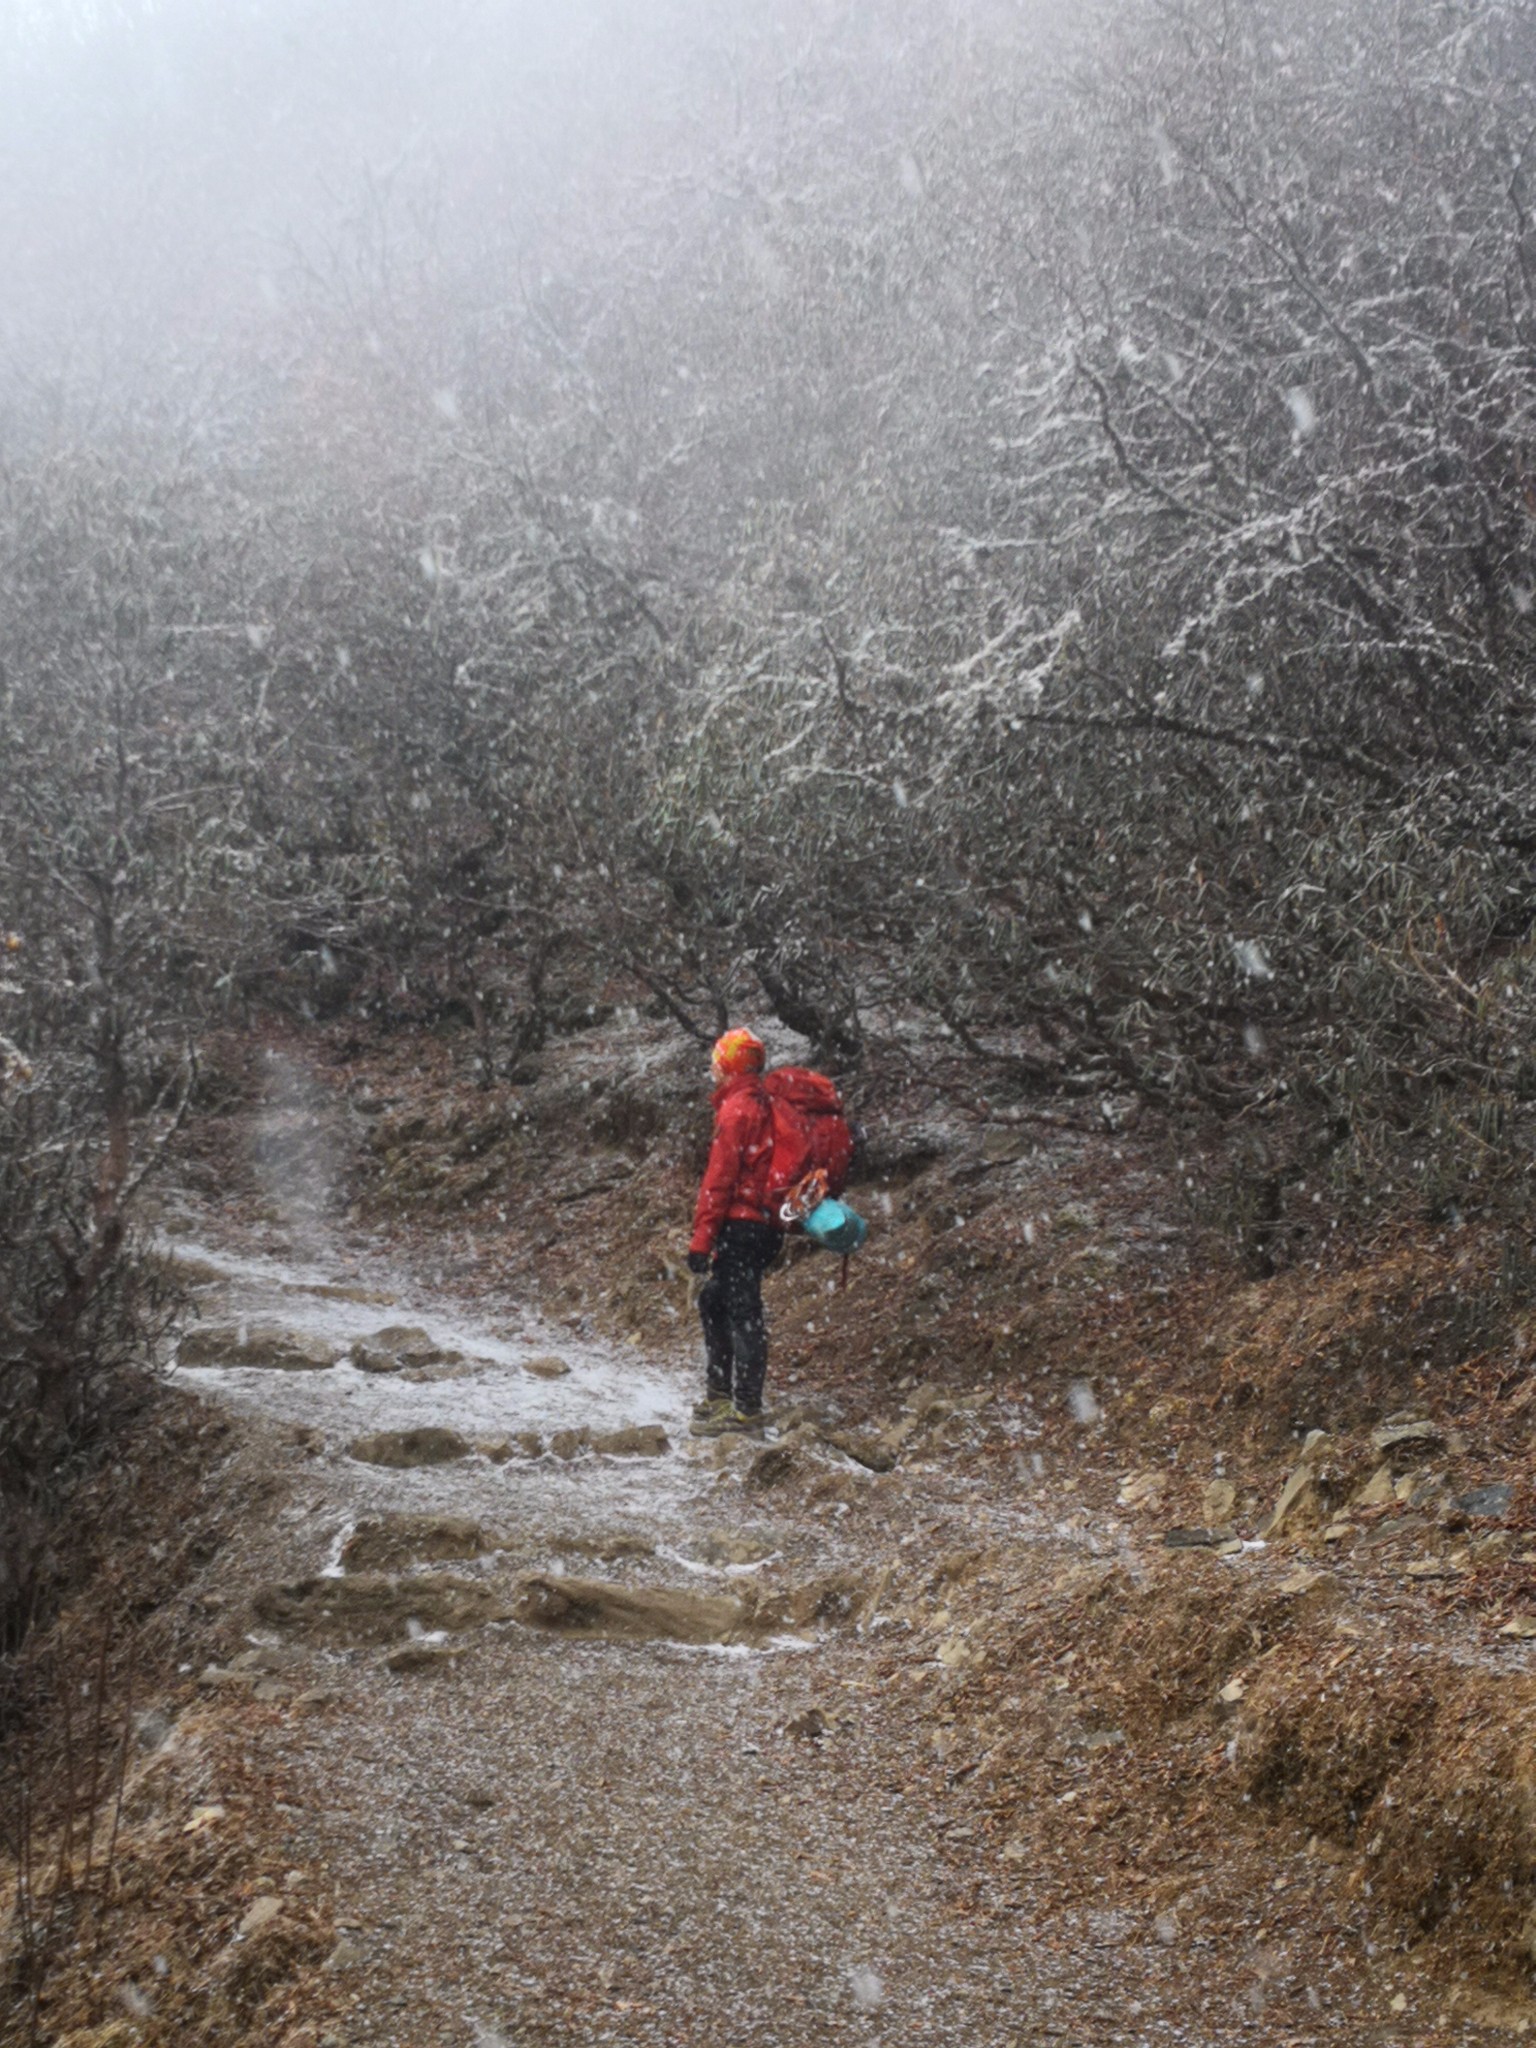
4,0,1536,1605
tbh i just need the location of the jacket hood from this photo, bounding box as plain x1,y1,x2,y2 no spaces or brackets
712,1072,767,1112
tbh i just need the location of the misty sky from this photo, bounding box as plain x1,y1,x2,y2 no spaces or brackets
0,0,1053,422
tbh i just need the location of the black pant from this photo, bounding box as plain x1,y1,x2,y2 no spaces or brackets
698,1220,783,1413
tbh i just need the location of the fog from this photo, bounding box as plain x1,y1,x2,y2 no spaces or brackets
0,0,1061,436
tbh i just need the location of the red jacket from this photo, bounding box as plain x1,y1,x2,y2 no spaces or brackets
690,1074,777,1256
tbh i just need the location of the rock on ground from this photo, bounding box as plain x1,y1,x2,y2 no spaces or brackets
179,1323,343,1371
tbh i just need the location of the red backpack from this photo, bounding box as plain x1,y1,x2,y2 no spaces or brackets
762,1067,855,1221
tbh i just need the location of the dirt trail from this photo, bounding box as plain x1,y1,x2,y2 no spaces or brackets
134,1197,1501,2048
163,1223,1054,2047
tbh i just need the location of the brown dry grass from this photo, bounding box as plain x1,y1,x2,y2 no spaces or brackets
899,1532,1536,1997
31,1719,338,2046
0,1367,364,2048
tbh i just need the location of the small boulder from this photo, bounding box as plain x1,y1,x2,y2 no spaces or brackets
239,1897,284,1938
1275,1566,1329,1597
549,1428,591,1461
372,1323,444,1359
698,1532,777,1567
1118,1470,1168,1511
302,1281,396,1306
591,1424,669,1458
341,1515,490,1572
745,1443,799,1490
747,1571,870,1632
348,1427,471,1468
1371,1418,1444,1456
179,1323,342,1372
1353,1463,1396,1508
1262,1464,1322,1539
1202,1478,1237,1523
384,1642,465,1674
513,1574,750,1646
350,1343,406,1375
293,1687,342,1713
352,1324,462,1372
476,1429,546,1460
523,1353,572,1379
1457,1483,1513,1519
822,1428,895,1473
254,1572,513,1642
550,1531,656,1563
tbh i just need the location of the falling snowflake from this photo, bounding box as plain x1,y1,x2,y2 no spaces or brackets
1284,387,1317,439
1231,938,1275,981
847,1964,885,2011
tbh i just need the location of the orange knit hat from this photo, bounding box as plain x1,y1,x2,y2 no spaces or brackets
711,1028,765,1082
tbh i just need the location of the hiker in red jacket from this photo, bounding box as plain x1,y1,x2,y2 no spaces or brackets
686,1027,783,1435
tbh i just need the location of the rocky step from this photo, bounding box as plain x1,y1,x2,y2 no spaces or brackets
341,1514,495,1571
254,1572,516,1642
177,1323,345,1371
345,1422,669,1467
253,1567,874,1649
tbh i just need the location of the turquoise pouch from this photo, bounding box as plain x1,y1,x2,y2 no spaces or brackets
802,1198,868,1253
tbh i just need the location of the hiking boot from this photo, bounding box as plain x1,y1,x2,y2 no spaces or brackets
691,1394,732,1423
689,1404,768,1438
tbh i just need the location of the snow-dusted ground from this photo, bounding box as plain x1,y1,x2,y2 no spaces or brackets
160,1224,1109,2048
166,1235,701,1543
151,1215,1491,2048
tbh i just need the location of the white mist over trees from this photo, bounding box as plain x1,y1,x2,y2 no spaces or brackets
4,0,1536,1629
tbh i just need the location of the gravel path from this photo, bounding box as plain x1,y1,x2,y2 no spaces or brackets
161,1224,1484,2048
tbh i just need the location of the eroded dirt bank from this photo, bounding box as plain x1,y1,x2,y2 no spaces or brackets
5,1018,1536,2047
